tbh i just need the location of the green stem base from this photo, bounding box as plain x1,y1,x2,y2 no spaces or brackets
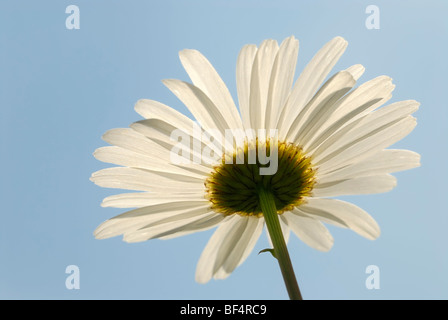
257,185,303,300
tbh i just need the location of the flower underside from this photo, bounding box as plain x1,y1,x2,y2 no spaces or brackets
205,139,317,217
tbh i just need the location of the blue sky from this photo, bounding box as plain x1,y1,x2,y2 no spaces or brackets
1,0,447,299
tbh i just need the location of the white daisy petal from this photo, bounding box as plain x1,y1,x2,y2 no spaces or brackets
249,39,279,130
195,215,241,283
318,149,421,182
134,99,195,133
105,126,215,177
123,211,224,243
236,44,258,129
278,36,348,139
314,99,419,173
315,115,417,173
101,192,206,208
265,36,299,130
131,118,221,165
162,79,229,135
209,215,249,280
304,76,395,153
283,211,334,252
158,214,226,240
179,49,243,130
90,167,204,192
286,70,356,143
313,174,397,197
345,64,365,81
94,201,209,239
195,215,264,283
303,100,379,154
326,76,395,126
214,216,264,279
94,146,208,179
102,128,169,159
298,198,380,240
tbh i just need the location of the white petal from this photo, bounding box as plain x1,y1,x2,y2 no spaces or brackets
102,126,214,175
90,167,204,192
102,128,169,159
345,64,365,81
236,44,258,130
94,146,207,179
304,76,395,153
318,149,421,182
315,116,417,173
158,214,226,240
131,118,222,165
101,192,206,208
298,198,380,240
277,37,348,139
123,211,224,243
283,211,334,251
286,70,356,143
94,201,210,239
265,36,299,130
162,79,229,135
313,174,397,197
326,76,395,127
195,215,240,283
179,49,243,130
214,216,264,279
313,99,419,171
134,99,195,134
195,215,263,283
133,99,223,167
249,39,279,130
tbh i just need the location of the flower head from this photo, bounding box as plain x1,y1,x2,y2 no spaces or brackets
91,36,420,284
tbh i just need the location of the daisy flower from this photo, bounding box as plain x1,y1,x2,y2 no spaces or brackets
91,36,420,299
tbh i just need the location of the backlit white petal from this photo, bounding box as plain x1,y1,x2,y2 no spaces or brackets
214,216,264,279
163,79,230,135
345,64,365,81
94,201,210,239
236,44,258,130
90,167,204,192
102,128,169,159
298,198,380,240
265,36,299,130
318,149,421,182
134,99,195,133
131,118,221,165
313,174,397,197
249,39,279,130
123,211,224,243
158,214,226,240
304,76,395,153
179,49,243,130
101,192,206,208
315,116,417,173
278,37,348,139
195,215,241,283
94,146,207,179
287,70,356,143
283,211,334,251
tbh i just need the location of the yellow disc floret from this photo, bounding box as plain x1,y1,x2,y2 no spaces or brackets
205,139,316,217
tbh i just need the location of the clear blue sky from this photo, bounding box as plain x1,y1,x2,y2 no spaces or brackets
1,0,447,299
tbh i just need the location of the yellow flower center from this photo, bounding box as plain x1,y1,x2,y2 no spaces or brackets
205,139,316,217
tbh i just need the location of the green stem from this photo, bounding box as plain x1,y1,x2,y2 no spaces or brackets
257,185,303,300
